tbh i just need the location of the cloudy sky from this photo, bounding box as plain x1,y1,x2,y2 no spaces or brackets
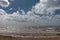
0,0,60,33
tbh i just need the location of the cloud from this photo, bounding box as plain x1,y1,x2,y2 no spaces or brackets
0,0,60,33
0,0,60,26
0,0,10,7
0,8,60,26
32,0,60,14
0,8,60,33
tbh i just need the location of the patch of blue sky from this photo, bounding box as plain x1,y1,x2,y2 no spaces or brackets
0,0,39,14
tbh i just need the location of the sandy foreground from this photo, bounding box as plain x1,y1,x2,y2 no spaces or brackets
0,35,60,40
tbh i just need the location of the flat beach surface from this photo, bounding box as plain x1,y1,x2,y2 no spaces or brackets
0,35,60,40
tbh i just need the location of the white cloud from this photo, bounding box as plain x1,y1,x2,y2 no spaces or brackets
32,0,60,14
0,0,60,33
0,0,10,7
0,0,60,26
0,8,60,33
0,8,60,26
